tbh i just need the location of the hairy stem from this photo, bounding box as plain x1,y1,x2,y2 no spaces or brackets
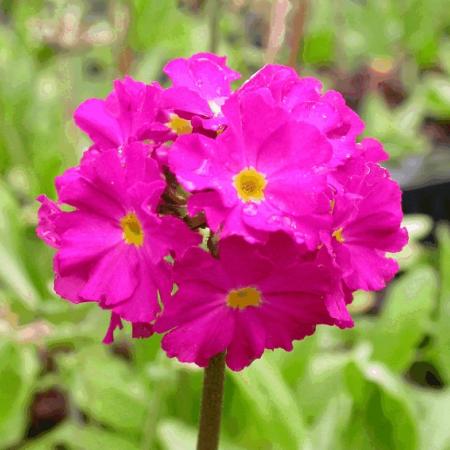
197,352,226,450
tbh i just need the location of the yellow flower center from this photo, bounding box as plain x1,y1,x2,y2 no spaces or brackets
233,167,267,203
120,212,144,247
216,124,226,136
226,287,262,310
167,113,193,135
332,227,345,243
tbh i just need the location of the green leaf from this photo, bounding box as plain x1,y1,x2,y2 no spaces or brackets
60,346,149,437
231,355,307,450
391,241,426,271
390,215,432,270
158,419,197,450
303,31,334,65
413,388,450,450
439,38,450,75
369,266,437,372
128,0,200,56
432,223,450,383
309,392,352,450
158,418,245,450
0,182,40,309
297,349,350,421
0,340,39,448
402,0,444,67
21,421,139,450
344,355,419,450
269,334,318,388
423,75,450,119
340,0,400,65
361,93,428,160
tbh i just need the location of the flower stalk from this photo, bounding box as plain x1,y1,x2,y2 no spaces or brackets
197,352,226,450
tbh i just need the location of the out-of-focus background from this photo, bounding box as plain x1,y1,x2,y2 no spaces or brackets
0,1,449,449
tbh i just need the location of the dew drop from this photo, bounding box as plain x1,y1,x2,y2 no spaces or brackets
282,216,292,227
268,215,282,224
195,159,210,176
183,180,196,191
243,203,258,216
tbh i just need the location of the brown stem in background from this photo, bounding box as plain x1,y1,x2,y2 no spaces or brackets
287,0,309,69
265,0,290,64
197,352,226,450
118,46,134,76
113,2,133,76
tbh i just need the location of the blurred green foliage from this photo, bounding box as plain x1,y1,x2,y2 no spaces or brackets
0,1,449,449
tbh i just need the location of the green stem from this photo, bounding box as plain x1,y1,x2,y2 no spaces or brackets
197,352,226,450
208,0,221,53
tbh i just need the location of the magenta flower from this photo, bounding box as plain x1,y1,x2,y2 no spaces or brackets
36,54,411,450
160,53,240,138
327,158,408,291
170,89,333,247
155,234,352,371
74,76,164,150
163,52,240,117
37,54,408,375
36,55,412,450
239,65,364,167
37,143,200,339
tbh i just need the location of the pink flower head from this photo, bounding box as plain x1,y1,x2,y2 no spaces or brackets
161,53,240,136
155,233,352,371
74,76,164,150
327,158,408,291
37,54,408,368
36,143,200,339
240,64,320,105
170,89,333,247
356,137,389,163
239,65,365,167
164,53,240,115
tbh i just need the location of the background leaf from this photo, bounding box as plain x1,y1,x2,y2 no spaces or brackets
369,266,437,372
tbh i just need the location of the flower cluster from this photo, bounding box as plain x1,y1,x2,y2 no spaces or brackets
37,53,407,371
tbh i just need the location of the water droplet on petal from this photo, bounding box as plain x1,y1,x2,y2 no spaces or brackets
282,216,292,227
195,160,210,176
268,215,281,224
183,180,196,191
243,203,258,216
